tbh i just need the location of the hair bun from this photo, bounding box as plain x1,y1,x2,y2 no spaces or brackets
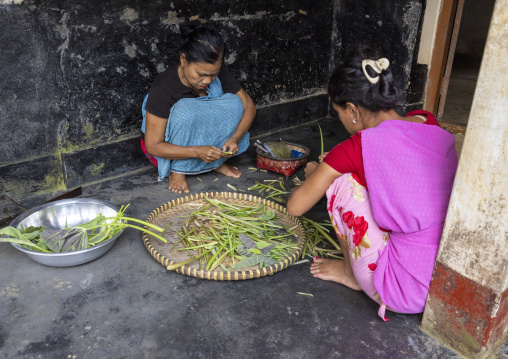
180,23,198,40
328,44,400,112
179,26,225,64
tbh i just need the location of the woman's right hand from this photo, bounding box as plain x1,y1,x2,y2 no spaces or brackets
195,146,223,163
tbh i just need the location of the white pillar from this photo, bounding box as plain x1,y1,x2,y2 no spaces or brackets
422,0,508,358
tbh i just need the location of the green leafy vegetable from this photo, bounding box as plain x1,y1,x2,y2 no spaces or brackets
232,254,276,269
259,210,275,221
0,227,51,252
246,180,343,261
0,204,171,254
39,227,88,253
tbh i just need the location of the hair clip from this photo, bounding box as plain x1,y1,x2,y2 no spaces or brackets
362,58,390,84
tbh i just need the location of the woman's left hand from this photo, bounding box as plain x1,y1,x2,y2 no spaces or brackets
222,137,240,157
304,161,319,178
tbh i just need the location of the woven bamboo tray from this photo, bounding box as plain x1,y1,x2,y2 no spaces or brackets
142,192,306,280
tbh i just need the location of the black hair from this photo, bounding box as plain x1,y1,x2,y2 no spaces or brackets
180,26,225,64
327,44,400,113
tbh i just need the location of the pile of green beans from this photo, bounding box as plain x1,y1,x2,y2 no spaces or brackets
299,217,343,259
246,180,343,260
248,180,289,203
167,196,299,271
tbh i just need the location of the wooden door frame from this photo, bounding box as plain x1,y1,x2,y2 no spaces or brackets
423,0,459,114
436,0,465,119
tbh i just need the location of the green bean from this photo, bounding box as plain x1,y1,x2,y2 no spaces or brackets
206,245,226,271
208,248,231,271
167,249,211,271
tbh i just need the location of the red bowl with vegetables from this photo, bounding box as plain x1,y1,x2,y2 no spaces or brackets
256,142,309,177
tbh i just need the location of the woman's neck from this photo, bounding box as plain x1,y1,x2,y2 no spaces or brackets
364,109,403,129
177,65,189,87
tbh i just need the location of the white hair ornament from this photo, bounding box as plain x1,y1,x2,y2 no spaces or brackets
362,58,390,84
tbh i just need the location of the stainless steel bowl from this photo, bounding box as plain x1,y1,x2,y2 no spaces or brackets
9,198,124,267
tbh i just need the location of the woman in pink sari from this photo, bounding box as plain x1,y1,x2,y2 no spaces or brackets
287,45,458,320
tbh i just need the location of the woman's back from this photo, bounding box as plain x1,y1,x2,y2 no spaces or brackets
362,118,458,313
363,117,457,232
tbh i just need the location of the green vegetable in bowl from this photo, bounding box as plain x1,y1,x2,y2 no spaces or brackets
0,204,170,253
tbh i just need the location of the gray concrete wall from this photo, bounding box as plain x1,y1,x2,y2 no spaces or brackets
0,0,426,215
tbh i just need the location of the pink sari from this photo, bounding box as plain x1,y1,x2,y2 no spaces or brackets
327,120,457,320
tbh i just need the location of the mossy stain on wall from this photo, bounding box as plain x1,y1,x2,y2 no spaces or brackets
84,122,94,138
43,173,66,192
89,163,105,176
0,161,66,198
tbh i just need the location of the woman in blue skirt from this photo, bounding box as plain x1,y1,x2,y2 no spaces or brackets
141,27,256,193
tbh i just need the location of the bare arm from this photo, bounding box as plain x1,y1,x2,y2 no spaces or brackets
287,162,343,217
222,88,256,155
144,112,223,163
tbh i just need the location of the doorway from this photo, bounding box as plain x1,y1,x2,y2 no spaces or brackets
438,0,496,127
423,0,496,157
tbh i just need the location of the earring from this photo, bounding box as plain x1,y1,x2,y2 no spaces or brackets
353,117,358,124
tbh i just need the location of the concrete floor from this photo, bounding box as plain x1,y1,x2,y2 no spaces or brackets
439,56,481,159
1,117,506,359
440,68,477,127
440,56,481,127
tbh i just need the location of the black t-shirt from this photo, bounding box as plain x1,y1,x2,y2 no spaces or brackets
145,64,242,119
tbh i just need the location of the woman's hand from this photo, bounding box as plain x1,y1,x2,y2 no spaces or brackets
195,146,223,163
221,88,255,158
304,161,319,178
287,162,343,217
222,136,240,158
319,152,329,163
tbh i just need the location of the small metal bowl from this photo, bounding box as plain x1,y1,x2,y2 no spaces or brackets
9,198,124,267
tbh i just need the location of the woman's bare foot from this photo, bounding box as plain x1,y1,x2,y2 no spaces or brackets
168,172,190,194
214,163,241,178
310,257,362,291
